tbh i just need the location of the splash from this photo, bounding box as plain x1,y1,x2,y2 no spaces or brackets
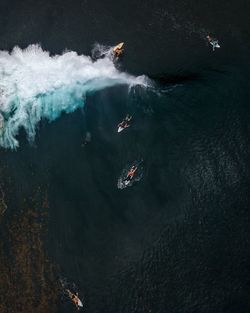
0,44,147,149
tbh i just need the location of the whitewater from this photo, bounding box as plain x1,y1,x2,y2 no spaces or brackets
0,44,147,149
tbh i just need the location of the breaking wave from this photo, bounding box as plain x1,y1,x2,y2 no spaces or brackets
0,44,147,148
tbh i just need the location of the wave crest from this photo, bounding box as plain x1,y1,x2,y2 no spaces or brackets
0,44,147,148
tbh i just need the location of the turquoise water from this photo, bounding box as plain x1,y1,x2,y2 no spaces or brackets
0,45,147,148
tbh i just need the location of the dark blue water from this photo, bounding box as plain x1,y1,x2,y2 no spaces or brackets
1,0,250,312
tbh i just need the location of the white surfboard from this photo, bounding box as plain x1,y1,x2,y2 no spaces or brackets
118,126,124,133
77,298,83,307
113,42,124,52
210,41,220,49
124,179,130,186
118,124,130,133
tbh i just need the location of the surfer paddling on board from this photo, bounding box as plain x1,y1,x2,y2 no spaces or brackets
117,115,132,133
206,35,220,51
125,165,137,181
117,160,143,189
113,42,124,57
66,289,83,310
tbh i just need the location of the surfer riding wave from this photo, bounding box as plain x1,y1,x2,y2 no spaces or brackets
0,44,148,149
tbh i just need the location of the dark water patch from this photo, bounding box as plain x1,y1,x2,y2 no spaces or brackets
0,190,60,313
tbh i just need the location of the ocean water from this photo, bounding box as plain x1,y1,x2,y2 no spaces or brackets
0,0,250,312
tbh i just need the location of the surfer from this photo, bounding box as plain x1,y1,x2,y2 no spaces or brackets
117,160,143,189
125,165,137,181
117,115,132,133
206,35,220,51
66,289,83,310
113,42,124,57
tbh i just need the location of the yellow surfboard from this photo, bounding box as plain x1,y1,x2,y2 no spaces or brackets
113,42,124,52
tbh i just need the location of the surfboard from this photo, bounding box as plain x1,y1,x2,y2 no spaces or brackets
210,41,220,49
113,42,124,52
117,123,130,133
66,289,83,308
77,298,83,307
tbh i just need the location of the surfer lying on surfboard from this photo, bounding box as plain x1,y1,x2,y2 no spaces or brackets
66,289,83,310
117,160,143,189
117,115,132,133
206,35,220,51
113,42,124,57
125,165,137,181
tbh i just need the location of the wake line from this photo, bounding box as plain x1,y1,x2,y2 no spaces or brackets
0,44,147,149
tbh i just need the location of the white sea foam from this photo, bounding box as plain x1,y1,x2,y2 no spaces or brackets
0,44,147,148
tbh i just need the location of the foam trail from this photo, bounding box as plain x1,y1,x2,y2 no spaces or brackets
0,44,147,149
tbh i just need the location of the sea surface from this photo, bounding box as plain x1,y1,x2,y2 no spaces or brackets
0,0,250,312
